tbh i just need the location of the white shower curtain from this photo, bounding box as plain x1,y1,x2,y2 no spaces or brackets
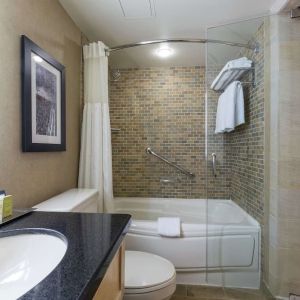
78,41,114,212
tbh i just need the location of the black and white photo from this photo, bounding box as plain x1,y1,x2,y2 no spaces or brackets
35,63,57,137
21,35,65,152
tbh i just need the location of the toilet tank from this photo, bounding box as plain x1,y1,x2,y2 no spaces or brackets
34,188,98,213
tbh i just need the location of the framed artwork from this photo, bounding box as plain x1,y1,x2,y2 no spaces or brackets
21,35,66,152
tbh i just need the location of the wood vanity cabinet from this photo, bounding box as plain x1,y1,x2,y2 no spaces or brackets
93,241,125,300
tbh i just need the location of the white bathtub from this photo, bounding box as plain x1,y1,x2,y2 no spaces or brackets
114,198,261,289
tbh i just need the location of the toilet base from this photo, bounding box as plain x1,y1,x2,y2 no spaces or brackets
124,280,176,300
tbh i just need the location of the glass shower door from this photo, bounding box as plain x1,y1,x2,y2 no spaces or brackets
205,16,266,288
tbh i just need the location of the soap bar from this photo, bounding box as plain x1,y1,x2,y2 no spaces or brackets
1,195,13,218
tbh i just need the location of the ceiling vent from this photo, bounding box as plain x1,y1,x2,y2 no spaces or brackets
119,0,156,18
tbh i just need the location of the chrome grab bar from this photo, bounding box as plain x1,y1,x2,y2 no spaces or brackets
212,153,217,177
146,147,195,178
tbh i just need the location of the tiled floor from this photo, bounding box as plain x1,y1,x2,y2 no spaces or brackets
171,285,275,300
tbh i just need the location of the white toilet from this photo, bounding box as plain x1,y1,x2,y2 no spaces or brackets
124,251,176,300
34,189,176,300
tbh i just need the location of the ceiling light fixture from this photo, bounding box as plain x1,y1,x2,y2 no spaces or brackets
155,46,174,58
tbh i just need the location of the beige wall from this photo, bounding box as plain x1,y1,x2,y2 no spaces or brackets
266,14,300,298
0,0,82,208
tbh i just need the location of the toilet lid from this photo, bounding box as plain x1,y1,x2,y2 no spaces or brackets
125,251,176,289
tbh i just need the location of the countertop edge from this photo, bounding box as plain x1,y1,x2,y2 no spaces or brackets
79,216,131,300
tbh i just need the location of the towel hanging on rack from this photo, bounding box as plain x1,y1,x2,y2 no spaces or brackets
211,57,253,91
215,81,245,134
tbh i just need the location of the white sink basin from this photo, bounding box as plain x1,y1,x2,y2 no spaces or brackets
0,232,67,299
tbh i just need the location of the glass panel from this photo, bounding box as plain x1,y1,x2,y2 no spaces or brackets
206,16,266,288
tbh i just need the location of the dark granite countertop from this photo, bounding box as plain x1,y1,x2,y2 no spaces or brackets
0,211,131,300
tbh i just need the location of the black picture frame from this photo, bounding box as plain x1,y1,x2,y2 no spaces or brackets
21,35,66,152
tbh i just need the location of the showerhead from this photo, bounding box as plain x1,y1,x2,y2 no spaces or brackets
110,69,121,81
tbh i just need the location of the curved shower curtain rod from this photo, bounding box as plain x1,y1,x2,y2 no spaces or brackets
105,38,259,54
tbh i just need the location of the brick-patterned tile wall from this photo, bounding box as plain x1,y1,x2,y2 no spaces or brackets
206,23,265,218
226,24,265,226
109,67,208,198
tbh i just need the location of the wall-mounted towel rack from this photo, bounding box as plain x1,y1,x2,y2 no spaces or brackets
146,147,195,178
211,66,255,92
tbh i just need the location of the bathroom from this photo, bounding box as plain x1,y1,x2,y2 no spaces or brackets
0,0,300,299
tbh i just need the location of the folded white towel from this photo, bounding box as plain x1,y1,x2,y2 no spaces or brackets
211,57,252,91
227,57,252,69
157,217,181,237
215,81,245,134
